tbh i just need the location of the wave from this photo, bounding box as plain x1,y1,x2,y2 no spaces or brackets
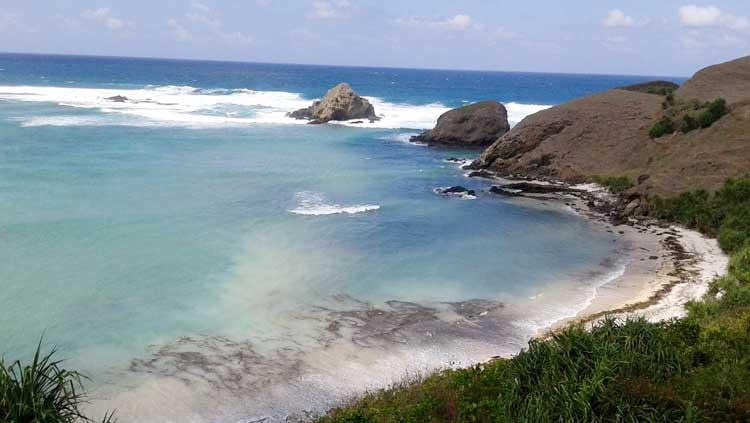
288,191,381,216
0,85,551,130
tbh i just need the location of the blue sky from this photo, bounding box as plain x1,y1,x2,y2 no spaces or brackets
0,1,748,76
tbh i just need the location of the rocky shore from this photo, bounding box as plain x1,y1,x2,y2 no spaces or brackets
447,161,729,332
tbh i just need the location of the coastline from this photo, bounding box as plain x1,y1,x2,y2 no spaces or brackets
477,175,730,336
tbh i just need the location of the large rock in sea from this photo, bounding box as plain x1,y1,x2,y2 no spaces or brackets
289,83,379,124
411,101,510,147
474,55,750,197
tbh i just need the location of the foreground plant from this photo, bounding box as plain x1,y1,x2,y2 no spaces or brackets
0,341,115,423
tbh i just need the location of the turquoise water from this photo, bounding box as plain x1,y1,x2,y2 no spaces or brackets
0,54,682,421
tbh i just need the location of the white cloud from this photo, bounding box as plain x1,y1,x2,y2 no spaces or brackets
396,14,480,32
168,2,253,45
602,9,635,28
309,0,351,20
185,1,221,29
81,8,134,31
679,5,749,30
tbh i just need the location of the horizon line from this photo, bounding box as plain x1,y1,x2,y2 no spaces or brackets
0,50,691,80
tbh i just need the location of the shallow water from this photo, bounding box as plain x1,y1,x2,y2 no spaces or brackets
0,54,681,421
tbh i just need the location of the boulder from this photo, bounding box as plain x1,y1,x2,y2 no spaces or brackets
411,101,510,147
289,83,379,123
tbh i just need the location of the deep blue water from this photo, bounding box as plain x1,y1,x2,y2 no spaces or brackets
0,53,683,422
0,53,685,107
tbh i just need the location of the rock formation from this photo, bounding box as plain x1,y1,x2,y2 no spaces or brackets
474,56,750,198
411,101,509,147
290,83,379,124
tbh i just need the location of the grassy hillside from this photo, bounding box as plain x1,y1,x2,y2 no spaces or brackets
319,178,750,422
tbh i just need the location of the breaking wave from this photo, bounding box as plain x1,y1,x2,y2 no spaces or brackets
0,85,550,130
288,191,381,216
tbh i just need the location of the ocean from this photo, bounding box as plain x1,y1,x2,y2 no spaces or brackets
0,53,683,422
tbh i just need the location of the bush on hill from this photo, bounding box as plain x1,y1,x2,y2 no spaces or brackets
681,114,700,133
592,175,634,193
649,116,675,138
698,98,729,129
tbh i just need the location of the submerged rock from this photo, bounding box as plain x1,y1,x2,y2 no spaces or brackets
411,101,510,147
434,186,476,198
289,83,379,123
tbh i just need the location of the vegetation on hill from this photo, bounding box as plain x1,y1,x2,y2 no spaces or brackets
0,342,115,423
619,81,679,96
592,175,634,194
319,178,750,422
650,97,729,139
649,116,675,138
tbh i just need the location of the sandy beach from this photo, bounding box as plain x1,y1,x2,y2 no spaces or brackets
538,183,729,332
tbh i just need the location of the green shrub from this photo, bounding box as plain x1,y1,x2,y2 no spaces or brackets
649,116,675,138
593,176,634,193
650,190,716,234
0,342,114,423
698,98,728,128
651,178,750,251
729,247,750,284
681,114,700,133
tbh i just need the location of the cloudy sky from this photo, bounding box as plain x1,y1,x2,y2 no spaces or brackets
0,1,748,76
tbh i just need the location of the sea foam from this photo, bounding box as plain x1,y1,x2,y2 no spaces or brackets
0,85,550,130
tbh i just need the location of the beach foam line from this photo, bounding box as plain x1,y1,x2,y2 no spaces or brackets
0,85,551,130
288,191,381,216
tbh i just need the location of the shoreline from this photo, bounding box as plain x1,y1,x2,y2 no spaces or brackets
467,171,729,336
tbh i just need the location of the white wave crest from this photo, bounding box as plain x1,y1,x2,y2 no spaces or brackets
0,84,551,130
288,191,381,216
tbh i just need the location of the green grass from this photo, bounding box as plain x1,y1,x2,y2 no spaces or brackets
320,178,750,422
0,341,115,423
592,176,634,193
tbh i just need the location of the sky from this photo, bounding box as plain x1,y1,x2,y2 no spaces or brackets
0,1,748,77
